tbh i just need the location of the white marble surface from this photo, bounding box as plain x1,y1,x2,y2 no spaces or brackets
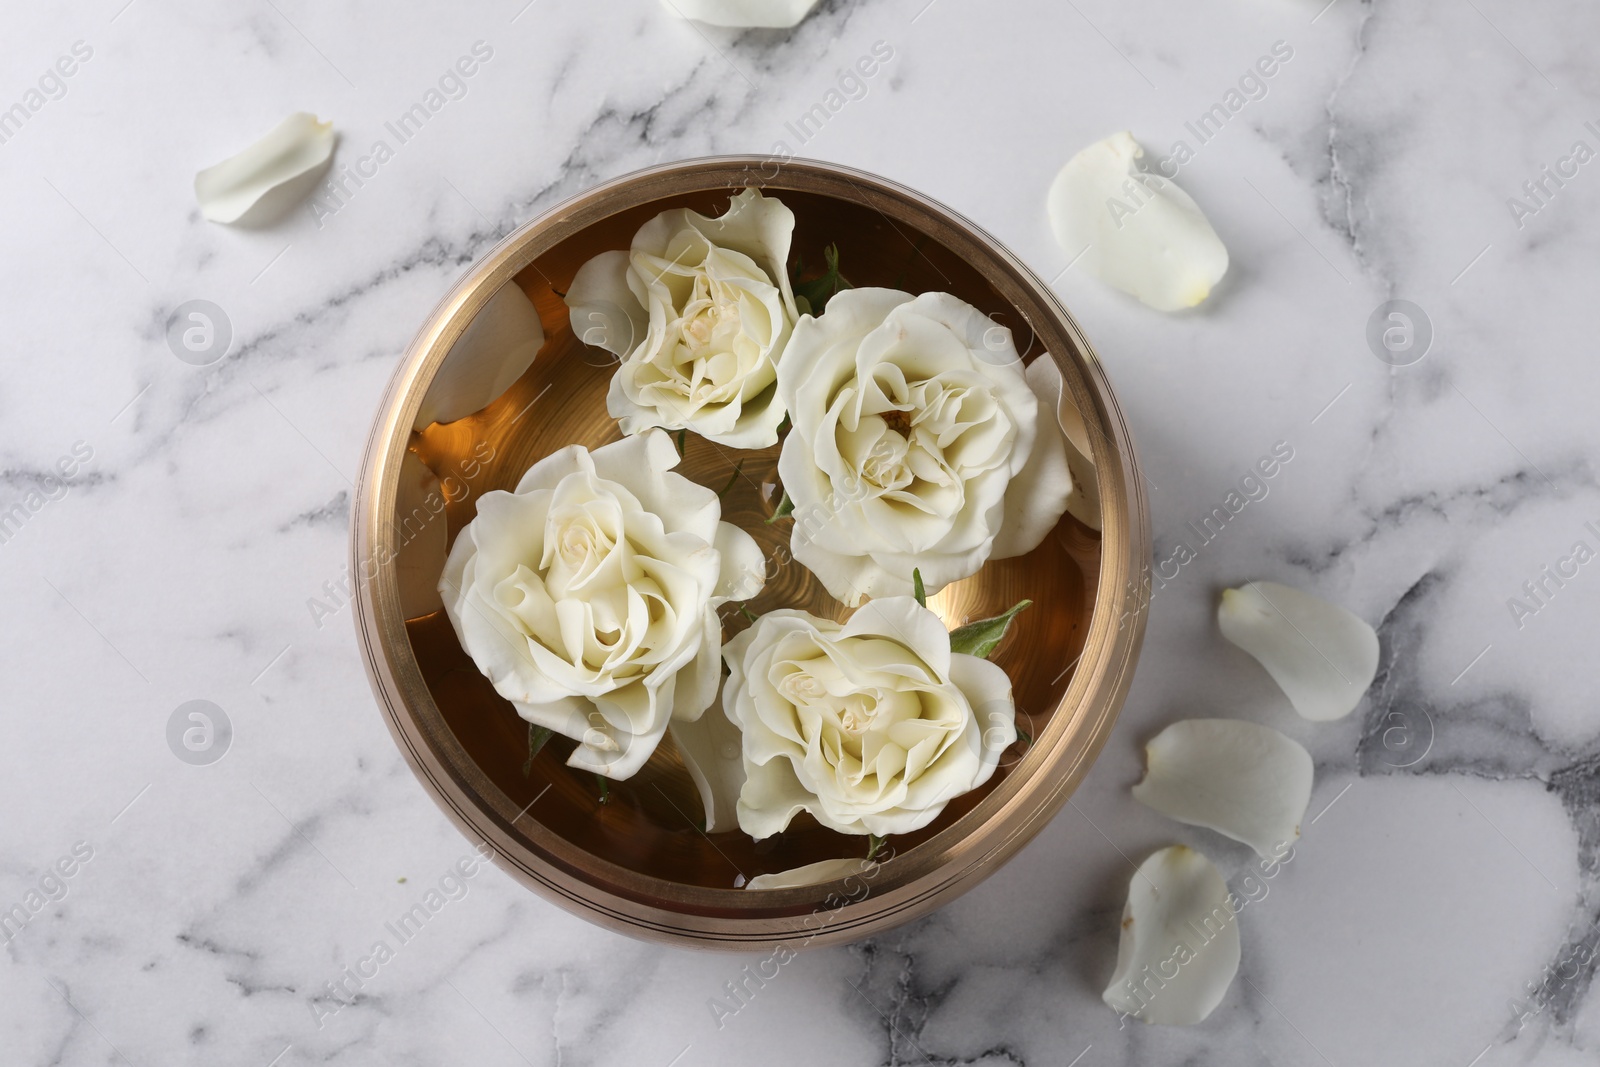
4,0,1599,1063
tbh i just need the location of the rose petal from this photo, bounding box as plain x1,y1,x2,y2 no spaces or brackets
1132,719,1312,857
566,249,647,358
565,678,676,779
415,281,545,429
1048,363,1102,531
840,595,954,678
989,356,1074,558
194,112,335,225
1047,131,1228,311
663,0,820,28
670,696,747,833
1218,581,1379,721
1103,846,1240,1025
745,857,871,891
669,606,725,723
394,451,447,618
713,518,767,602
1017,349,1100,530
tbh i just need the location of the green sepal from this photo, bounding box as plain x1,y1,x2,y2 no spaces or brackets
949,600,1032,659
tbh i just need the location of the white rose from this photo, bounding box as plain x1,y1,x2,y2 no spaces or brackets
724,597,1017,838
776,287,1073,606
438,429,764,780
565,188,798,449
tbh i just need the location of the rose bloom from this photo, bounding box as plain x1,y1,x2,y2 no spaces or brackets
724,597,1017,838
438,430,764,779
565,188,798,449
776,287,1072,606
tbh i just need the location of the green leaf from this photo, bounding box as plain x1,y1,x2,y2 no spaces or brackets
764,490,795,525
717,460,745,500
739,604,758,623
595,773,611,805
792,243,852,314
522,724,553,778
867,834,887,860
949,599,1032,659
674,428,687,458
912,568,926,608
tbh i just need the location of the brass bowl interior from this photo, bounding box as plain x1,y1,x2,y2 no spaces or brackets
354,158,1149,945
406,188,1099,890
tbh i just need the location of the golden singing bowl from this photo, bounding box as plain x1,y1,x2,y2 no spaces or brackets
352,157,1150,948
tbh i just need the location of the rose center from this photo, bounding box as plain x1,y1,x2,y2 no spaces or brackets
836,694,879,734
680,286,742,352
860,432,911,490
880,407,914,436
557,524,595,567
779,671,827,704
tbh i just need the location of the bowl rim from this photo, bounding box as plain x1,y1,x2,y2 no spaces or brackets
351,155,1151,948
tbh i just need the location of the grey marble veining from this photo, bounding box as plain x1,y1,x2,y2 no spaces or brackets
3,0,1599,1064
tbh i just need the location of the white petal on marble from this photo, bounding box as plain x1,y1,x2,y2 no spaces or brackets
669,694,746,833
1132,719,1313,857
194,112,335,225
393,451,448,619
663,0,819,28
1219,581,1380,722
745,857,871,890
1047,131,1228,311
1104,845,1240,1025
415,281,546,429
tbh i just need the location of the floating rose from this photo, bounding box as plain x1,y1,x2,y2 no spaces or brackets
775,288,1072,606
438,429,764,780
566,188,798,449
724,597,1017,838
